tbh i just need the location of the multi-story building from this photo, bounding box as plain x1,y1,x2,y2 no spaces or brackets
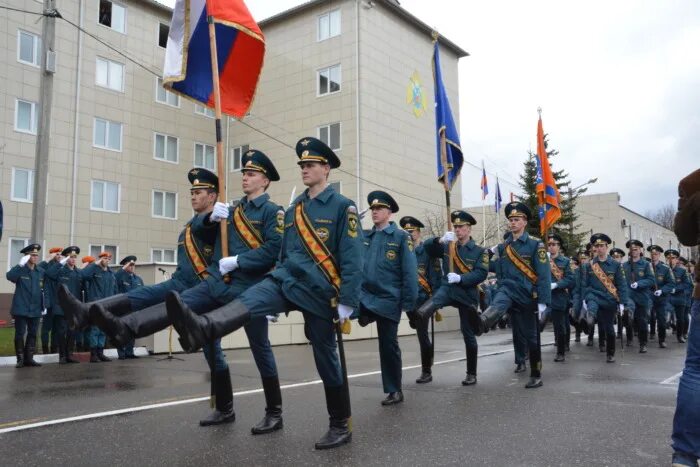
1,0,468,350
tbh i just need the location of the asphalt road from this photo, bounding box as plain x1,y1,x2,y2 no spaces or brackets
0,328,686,466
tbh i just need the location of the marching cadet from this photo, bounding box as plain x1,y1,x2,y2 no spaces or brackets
477,202,551,388
82,252,117,362
610,247,634,347
167,137,364,450
666,249,690,343
74,256,95,351
546,233,575,362
6,244,45,368
580,233,629,363
647,245,675,348
59,168,219,334
572,250,590,343
95,151,284,432
400,216,442,384
43,246,82,363
114,256,144,359
679,257,693,342
622,240,655,353
415,210,488,385
358,192,417,405
39,247,63,354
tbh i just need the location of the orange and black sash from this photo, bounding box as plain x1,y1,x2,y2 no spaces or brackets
449,242,472,274
505,244,538,284
418,269,432,295
591,262,619,301
184,224,209,280
294,202,341,297
550,258,563,281
232,204,263,250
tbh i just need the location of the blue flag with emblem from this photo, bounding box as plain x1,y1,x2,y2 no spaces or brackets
432,40,463,190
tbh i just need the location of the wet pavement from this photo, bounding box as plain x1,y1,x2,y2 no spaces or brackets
0,328,686,466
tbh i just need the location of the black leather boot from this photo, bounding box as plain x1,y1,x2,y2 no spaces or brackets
15,339,25,368
90,348,100,362
97,347,111,362
415,346,433,384
462,347,477,385
42,342,50,354
554,335,565,362
58,285,91,331
24,336,41,367
166,292,250,353
315,385,352,450
478,305,507,336
251,376,283,434
91,302,168,347
200,367,236,426
606,338,616,363
415,297,439,320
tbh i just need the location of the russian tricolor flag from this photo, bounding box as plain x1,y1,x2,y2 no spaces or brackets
163,0,264,118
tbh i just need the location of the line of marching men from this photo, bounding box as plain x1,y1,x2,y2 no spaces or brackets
6,136,695,451
6,244,145,366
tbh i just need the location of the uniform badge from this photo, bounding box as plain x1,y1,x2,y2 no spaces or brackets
407,238,414,252
418,266,426,274
639,271,645,276
316,227,330,242
347,206,358,238
537,248,547,263
203,245,214,256
386,250,397,261
276,210,285,234
300,139,310,146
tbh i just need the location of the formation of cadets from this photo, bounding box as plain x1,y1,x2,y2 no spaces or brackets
5,137,696,450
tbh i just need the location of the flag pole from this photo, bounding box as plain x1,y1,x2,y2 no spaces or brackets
537,107,548,240
481,160,486,245
496,174,501,242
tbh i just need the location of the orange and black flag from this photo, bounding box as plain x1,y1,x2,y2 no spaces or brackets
535,113,561,235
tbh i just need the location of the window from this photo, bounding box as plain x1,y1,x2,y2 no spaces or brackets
91,180,120,212
318,122,341,151
93,118,122,151
194,143,216,170
154,133,178,163
329,181,341,194
89,244,118,265
8,238,29,270
156,78,179,107
317,9,341,41
317,64,341,96
96,57,124,91
11,168,34,202
152,190,177,219
15,99,37,134
230,144,250,172
158,23,169,48
194,104,215,118
151,248,176,264
98,0,126,33
17,30,40,66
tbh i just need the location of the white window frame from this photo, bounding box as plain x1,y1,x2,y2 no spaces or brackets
151,248,177,264
7,238,30,271
194,142,216,171
155,77,180,107
317,64,341,97
88,244,119,265
194,104,215,118
230,144,250,173
317,122,342,151
97,0,127,34
11,167,34,203
95,57,125,92
14,98,38,134
153,132,179,164
90,180,121,213
151,189,178,220
17,29,40,67
93,117,123,152
317,9,341,42
157,22,169,49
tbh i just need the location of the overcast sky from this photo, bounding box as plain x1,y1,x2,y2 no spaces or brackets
160,0,699,214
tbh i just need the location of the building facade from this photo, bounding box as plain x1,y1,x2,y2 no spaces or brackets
1,0,468,346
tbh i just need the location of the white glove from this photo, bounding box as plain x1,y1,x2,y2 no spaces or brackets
537,303,547,320
440,231,456,243
447,272,461,284
550,283,558,290
19,255,30,267
337,304,354,323
630,282,638,289
654,290,662,297
218,256,239,275
42,308,47,316
210,202,230,222
266,315,278,323
547,251,551,259
618,304,624,314
582,300,588,311
671,288,676,294
489,245,499,254
60,257,69,265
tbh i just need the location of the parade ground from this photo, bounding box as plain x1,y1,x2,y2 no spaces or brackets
0,328,686,466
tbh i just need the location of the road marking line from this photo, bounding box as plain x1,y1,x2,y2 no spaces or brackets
0,343,552,435
659,371,682,385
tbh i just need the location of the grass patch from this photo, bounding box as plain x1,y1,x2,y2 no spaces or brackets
0,327,15,356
